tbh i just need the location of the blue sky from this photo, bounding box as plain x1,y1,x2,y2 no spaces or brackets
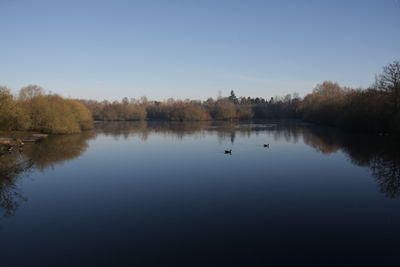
1,0,399,101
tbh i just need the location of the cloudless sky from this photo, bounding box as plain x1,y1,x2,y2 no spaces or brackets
1,0,399,101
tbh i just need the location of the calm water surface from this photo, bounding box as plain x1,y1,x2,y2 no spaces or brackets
0,121,399,266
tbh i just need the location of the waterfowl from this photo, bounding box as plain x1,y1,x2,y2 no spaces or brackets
263,144,269,148
224,149,232,154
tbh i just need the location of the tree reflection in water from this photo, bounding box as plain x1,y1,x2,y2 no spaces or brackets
0,132,94,216
23,132,94,170
368,150,400,198
301,125,400,198
0,153,31,217
1,121,399,217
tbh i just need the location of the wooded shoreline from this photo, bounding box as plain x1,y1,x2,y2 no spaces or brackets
1,61,399,135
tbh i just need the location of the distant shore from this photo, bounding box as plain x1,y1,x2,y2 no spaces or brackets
1,61,399,135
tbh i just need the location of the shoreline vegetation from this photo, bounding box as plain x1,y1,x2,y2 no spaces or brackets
1,60,399,137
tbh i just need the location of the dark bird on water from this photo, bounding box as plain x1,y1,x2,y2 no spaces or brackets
224,149,232,154
264,144,269,148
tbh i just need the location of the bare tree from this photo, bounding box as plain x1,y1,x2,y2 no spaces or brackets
19,84,44,100
313,81,344,98
375,60,400,113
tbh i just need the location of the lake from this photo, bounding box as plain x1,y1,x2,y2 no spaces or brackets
0,121,399,266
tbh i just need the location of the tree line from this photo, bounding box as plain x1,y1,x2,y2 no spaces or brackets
80,60,399,133
1,60,399,134
299,60,399,133
80,91,300,122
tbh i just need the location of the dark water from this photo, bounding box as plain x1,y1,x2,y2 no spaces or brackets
1,121,399,266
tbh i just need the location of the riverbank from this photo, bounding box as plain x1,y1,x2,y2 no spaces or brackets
0,132,48,154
